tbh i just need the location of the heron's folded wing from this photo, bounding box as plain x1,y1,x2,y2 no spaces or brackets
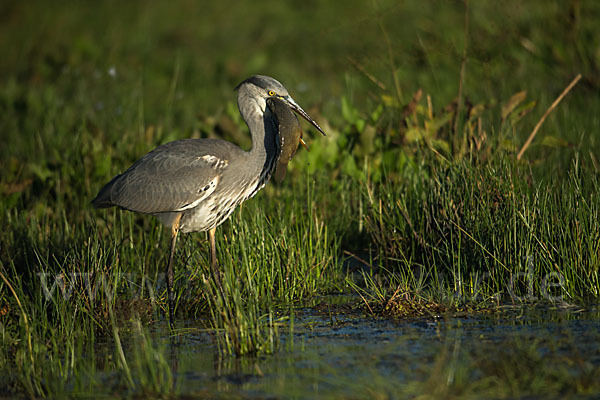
93,140,232,213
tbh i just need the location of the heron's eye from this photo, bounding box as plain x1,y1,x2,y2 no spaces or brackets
268,90,276,96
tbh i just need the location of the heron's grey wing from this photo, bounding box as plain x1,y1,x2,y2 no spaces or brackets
92,139,234,213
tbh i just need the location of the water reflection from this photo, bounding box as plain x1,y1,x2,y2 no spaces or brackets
144,302,600,397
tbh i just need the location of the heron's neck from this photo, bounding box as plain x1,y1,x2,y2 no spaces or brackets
237,94,280,178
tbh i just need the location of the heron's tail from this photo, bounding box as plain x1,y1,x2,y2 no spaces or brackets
91,176,119,208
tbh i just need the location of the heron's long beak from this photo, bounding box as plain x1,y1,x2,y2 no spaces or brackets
282,96,326,136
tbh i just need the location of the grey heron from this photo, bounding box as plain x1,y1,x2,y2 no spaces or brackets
92,75,325,324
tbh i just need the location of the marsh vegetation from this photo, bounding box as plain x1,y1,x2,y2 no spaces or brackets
1,0,599,397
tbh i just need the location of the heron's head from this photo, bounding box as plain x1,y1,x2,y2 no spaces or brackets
236,75,325,136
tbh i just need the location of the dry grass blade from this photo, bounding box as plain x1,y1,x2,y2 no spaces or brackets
453,0,470,136
501,91,527,121
402,89,423,118
517,74,582,160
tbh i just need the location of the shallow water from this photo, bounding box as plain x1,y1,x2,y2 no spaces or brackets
126,301,600,398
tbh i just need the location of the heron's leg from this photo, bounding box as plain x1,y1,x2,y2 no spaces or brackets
167,214,182,327
208,227,223,292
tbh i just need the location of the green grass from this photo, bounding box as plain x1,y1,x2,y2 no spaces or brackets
1,0,600,397
357,156,600,308
0,177,345,395
187,177,344,356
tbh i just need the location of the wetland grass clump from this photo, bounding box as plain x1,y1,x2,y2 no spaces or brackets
0,176,345,395
204,272,280,357
359,156,600,311
192,178,344,356
0,208,178,397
